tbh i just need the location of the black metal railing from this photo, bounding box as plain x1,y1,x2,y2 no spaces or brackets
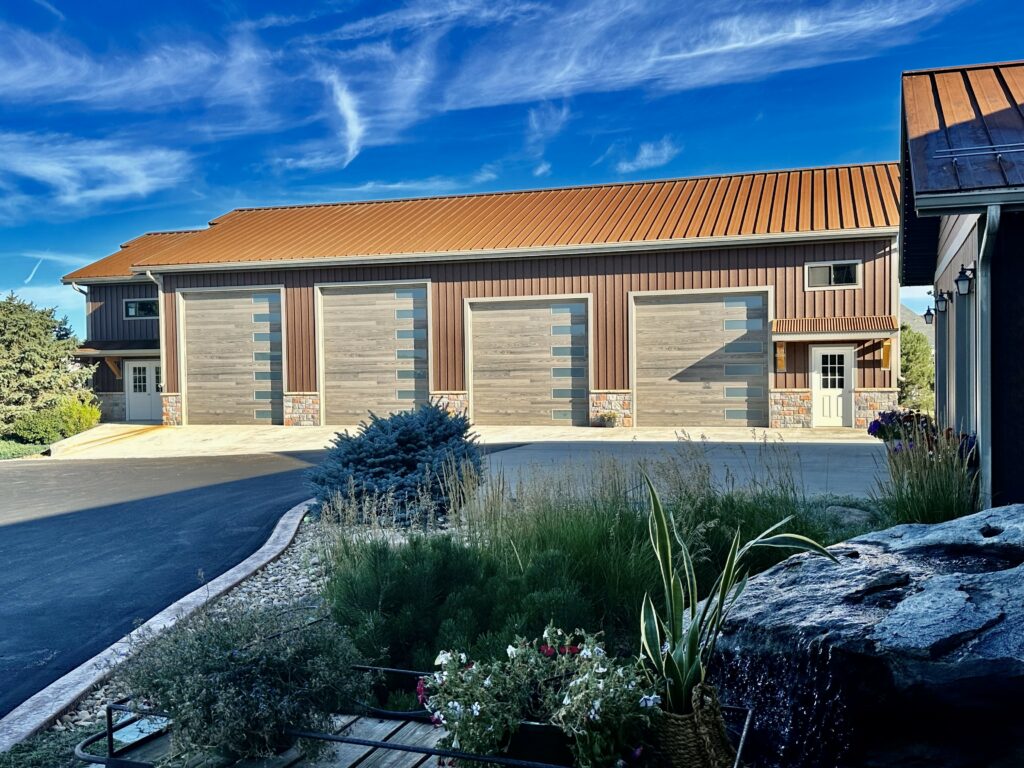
74,667,753,768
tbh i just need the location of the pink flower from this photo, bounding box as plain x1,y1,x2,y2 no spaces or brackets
539,644,556,657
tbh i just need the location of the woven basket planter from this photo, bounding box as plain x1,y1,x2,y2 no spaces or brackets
653,685,737,768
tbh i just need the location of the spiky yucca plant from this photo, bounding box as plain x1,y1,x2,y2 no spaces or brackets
640,474,838,715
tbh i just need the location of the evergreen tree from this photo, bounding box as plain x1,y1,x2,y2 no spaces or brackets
898,323,935,412
0,293,93,432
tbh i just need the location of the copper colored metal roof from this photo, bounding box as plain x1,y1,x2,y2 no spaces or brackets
64,231,199,281
903,60,1024,196
65,163,899,280
772,316,900,335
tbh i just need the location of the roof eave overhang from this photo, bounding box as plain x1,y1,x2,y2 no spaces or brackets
913,188,1024,216
61,274,153,286
130,226,900,275
75,348,160,357
773,329,899,342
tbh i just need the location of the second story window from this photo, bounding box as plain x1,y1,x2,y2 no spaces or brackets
805,261,860,290
124,299,159,319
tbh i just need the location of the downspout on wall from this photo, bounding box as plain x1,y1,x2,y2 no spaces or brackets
976,205,1000,508
144,270,168,406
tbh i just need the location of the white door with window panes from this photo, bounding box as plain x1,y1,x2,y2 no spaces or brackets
810,346,854,427
126,360,162,422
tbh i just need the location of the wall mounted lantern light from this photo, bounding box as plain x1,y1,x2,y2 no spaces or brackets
955,265,975,296
924,306,935,325
935,290,950,312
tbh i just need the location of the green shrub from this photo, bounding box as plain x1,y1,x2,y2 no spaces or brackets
873,430,978,525
0,438,47,460
8,396,100,445
116,602,366,761
308,403,481,523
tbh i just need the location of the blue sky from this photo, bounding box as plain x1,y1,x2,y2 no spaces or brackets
1,0,1021,334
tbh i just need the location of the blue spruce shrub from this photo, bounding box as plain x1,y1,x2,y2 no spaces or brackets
308,403,481,521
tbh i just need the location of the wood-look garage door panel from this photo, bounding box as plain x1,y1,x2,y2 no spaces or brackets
183,290,284,425
471,299,589,426
634,293,768,426
321,284,429,424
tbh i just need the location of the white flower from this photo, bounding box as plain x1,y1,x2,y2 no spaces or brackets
506,644,518,659
459,652,467,664
472,702,481,716
661,640,670,654
448,701,463,717
580,646,593,659
434,651,452,666
543,627,552,640
562,694,572,706
483,675,493,688
596,666,607,674
639,694,662,708
588,699,602,722
594,646,606,657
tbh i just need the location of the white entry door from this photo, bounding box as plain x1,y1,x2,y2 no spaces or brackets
126,360,162,422
811,346,854,427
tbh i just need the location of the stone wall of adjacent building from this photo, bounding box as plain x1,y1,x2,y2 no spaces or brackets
589,391,633,427
162,393,182,426
769,389,813,428
854,389,899,430
283,393,321,426
432,391,469,417
96,392,126,422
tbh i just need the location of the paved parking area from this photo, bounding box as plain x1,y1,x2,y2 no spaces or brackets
487,440,886,498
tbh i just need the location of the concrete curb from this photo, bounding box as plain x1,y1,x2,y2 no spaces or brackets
0,497,315,752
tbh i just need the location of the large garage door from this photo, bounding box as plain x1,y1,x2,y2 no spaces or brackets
634,292,769,426
470,298,589,425
183,289,284,425
320,283,429,424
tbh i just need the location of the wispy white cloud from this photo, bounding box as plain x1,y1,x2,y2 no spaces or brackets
443,0,963,110
615,136,680,174
0,132,191,223
301,0,544,44
30,0,65,21
316,69,365,168
472,163,501,183
533,161,553,177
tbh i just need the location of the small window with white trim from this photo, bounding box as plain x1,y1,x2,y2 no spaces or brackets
124,299,159,319
805,261,860,290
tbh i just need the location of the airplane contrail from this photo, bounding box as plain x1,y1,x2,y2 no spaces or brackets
24,258,43,284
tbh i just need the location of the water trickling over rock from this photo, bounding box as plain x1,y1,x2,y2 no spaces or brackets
713,505,1024,768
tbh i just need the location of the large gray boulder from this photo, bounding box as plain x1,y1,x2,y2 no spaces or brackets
714,505,1024,768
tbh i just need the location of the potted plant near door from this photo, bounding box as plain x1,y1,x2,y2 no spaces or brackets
638,474,837,768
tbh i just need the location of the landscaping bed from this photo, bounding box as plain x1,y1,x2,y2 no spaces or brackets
3,404,981,768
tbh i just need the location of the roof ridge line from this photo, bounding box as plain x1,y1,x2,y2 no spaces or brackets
224,161,899,216
903,59,1024,76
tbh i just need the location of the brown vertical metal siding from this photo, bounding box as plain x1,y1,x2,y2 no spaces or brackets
161,239,894,394
87,283,159,341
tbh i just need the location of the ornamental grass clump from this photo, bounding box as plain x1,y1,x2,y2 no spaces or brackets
116,602,367,761
423,626,657,768
873,422,978,525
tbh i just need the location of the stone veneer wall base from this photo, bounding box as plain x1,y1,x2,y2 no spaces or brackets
432,391,469,417
854,389,899,430
283,393,321,426
769,390,812,428
161,393,182,426
771,389,900,429
589,391,633,427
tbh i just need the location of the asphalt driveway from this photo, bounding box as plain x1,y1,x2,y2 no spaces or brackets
0,451,326,718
